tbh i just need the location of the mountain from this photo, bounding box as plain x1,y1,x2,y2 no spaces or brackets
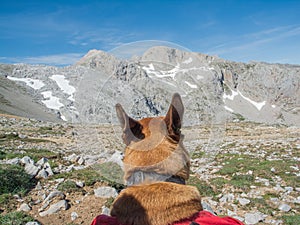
0,46,299,126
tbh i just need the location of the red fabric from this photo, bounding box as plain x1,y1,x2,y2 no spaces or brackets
90,215,122,225
90,211,245,225
173,211,245,225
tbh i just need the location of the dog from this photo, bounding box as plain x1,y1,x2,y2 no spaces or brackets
111,93,203,225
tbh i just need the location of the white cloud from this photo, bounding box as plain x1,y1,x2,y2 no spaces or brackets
0,53,84,66
206,25,300,64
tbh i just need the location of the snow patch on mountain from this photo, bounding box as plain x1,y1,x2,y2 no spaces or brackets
41,91,64,110
143,63,215,81
223,88,266,111
224,106,234,112
7,76,45,90
50,75,76,101
238,91,266,111
183,57,193,64
223,89,238,101
185,81,198,89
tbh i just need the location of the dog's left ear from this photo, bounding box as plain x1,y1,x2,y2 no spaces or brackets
164,93,184,142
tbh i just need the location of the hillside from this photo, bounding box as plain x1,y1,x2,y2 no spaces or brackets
0,114,299,225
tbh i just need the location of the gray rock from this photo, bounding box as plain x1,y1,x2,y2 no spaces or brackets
39,200,69,217
94,186,118,198
18,134,27,139
101,206,110,216
24,163,39,177
76,181,85,188
18,203,31,212
21,156,34,165
71,211,79,221
36,157,48,166
244,212,265,224
238,197,251,206
66,153,79,163
36,169,48,179
35,182,42,190
77,156,85,165
219,193,234,203
284,186,293,192
201,201,216,215
278,203,291,212
25,222,41,225
107,151,124,167
6,157,21,165
44,191,65,203
43,162,54,176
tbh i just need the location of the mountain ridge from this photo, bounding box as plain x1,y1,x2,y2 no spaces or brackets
0,46,299,126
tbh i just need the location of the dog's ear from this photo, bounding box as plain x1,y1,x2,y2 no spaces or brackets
164,93,184,142
116,104,144,145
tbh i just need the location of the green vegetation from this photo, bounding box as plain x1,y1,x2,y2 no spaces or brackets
216,154,299,187
0,164,36,211
57,180,82,193
0,164,35,196
0,211,36,225
0,148,60,169
52,162,125,191
282,215,300,225
188,175,215,197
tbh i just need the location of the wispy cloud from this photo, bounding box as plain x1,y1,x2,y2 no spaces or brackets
0,53,84,66
207,25,300,63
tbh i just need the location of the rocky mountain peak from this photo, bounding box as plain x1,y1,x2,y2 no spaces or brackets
0,46,299,126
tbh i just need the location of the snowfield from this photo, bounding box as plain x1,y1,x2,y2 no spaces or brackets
7,76,45,90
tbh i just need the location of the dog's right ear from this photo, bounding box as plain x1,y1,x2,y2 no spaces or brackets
116,104,144,145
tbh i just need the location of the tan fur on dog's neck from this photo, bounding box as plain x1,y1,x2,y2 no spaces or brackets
111,182,202,225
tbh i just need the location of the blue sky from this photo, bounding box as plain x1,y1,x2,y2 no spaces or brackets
1,0,300,65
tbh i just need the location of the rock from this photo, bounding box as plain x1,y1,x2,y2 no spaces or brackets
278,203,291,212
21,156,34,165
238,197,250,206
66,153,79,163
244,212,265,224
94,186,118,198
107,151,124,167
25,222,41,225
44,191,65,203
284,186,293,192
71,211,79,221
36,157,48,166
101,206,110,215
39,200,69,217
24,163,39,177
201,201,216,215
219,193,234,203
18,134,27,139
76,181,85,188
36,169,48,179
43,162,54,176
6,157,20,165
35,182,42,190
18,203,31,212
77,156,85,165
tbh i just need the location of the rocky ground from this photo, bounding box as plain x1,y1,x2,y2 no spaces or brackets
0,114,299,225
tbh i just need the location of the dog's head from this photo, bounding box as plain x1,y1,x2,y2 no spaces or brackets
116,93,190,186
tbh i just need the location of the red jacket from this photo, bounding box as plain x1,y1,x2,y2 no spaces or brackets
91,210,245,225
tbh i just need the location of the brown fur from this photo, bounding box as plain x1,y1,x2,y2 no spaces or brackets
112,93,202,225
111,182,202,225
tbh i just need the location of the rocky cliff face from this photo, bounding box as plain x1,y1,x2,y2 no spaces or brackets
0,46,299,126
